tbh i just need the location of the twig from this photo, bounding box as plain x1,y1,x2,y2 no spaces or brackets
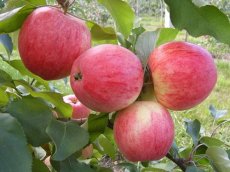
166,153,186,172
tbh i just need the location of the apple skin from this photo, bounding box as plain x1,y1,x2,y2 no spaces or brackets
63,94,91,120
113,101,174,162
18,6,91,80
148,41,217,110
70,44,144,112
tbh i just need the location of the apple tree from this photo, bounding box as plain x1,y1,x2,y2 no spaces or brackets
0,0,230,172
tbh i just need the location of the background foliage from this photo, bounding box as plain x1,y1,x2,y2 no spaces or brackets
0,0,230,172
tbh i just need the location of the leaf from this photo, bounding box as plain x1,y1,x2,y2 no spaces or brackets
169,141,180,159
0,87,8,106
0,69,14,87
200,136,224,147
135,28,178,68
0,0,47,33
32,158,50,172
14,80,72,117
0,5,34,34
227,150,230,159
6,59,49,88
164,0,230,45
52,155,95,172
46,119,89,161
97,134,116,159
156,28,179,46
87,21,117,41
0,1,4,8
145,162,177,172
127,26,146,50
88,113,109,142
186,166,205,172
0,34,13,56
184,119,201,146
98,0,134,38
0,113,32,172
142,168,166,172
97,167,113,172
209,104,228,119
206,147,230,172
2,0,46,11
116,163,138,172
135,31,159,68
7,96,53,146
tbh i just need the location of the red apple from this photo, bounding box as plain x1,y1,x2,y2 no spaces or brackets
70,44,144,112
148,41,217,110
63,94,91,120
114,101,174,162
18,6,91,80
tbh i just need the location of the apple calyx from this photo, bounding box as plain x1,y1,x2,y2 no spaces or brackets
74,73,82,81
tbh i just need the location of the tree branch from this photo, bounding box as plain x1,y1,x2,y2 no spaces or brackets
166,153,187,172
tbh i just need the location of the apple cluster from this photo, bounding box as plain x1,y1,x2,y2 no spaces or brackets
18,7,217,163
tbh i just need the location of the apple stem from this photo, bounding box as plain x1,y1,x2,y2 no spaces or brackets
166,153,186,171
74,73,82,81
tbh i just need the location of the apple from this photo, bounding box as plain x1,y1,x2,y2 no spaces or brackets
70,44,144,112
113,101,174,162
63,94,91,120
81,144,93,159
148,41,217,110
18,6,91,80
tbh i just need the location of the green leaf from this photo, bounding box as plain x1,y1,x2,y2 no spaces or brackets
206,147,230,172
135,28,178,68
14,80,72,117
0,87,8,106
164,0,230,45
97,134,116,159
0,113,32,172
227,150,230,159
169,141,180,159
142,162,177,172
0,1,4,8
52,155,95,172
116,163,138,172
32,158,50,172
0,69,14,87
96,167,113,172
200,136,224,147
46,119,89,161
0,5,34,34
88,113,109,142
142,168,166,172
0,34,13,56
184,119,201,146
156,28,179,46
7,96,53,146
209,104,228,120
186,166,205,172
0,0,46,33
6,59,49,88
135,31,159,68
1,0,46,11
98,0,134,38
87,21,117,41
